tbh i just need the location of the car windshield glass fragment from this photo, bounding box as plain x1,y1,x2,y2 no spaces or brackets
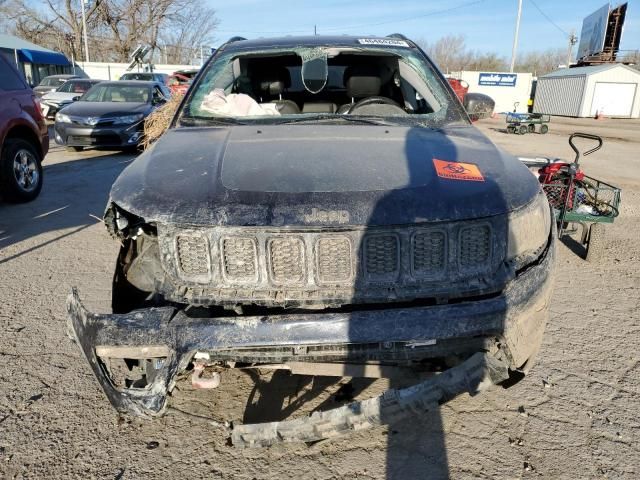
82,85,150,103
179,45,465,127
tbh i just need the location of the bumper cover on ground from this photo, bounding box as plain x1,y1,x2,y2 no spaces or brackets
231,351,509,447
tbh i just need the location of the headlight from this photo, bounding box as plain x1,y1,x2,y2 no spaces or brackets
111,114,144,125
460,80,469,89
56,112,71,123
507,190,551,268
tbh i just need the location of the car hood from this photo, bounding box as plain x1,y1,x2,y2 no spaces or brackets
61,101,151,117
110,124,540,227
42,92,77,103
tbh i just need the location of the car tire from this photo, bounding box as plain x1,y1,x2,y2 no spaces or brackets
0,138,43,203
518,125,528,135
66,146,83,152
540,124,549,134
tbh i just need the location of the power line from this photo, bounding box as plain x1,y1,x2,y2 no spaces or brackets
529,0,570,37
214,0,489,35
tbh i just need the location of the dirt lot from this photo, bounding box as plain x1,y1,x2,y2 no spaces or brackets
1,116,639,479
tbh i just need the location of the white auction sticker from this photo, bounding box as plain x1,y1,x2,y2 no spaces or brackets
357,38,410,47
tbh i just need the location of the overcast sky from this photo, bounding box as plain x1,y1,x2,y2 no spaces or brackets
210,0,639,57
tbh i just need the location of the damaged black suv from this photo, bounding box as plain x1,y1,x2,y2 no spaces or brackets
67,35,555,447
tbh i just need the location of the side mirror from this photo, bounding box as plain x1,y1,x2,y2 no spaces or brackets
463,93,495,122
72,96,81,101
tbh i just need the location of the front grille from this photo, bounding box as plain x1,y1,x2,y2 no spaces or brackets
413,230,446,276
364,234,399,277
269,237,305,284
161,222,498,295
459,225,491,267
67,135,121,146
222,237,257,281
317,236,352,283
176,235,209,276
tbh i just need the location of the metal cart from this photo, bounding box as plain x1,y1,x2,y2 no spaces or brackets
506,112,551,135
522,133,621,261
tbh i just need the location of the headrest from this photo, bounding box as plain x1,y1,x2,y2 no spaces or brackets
256,67,291,96
344,66,381,98
259,80,285,96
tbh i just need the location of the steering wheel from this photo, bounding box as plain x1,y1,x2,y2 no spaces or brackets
347,96,404,114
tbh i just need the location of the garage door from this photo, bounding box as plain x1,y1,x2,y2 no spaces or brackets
590,82,637,117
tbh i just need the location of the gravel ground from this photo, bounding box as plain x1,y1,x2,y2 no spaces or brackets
1,116,638,479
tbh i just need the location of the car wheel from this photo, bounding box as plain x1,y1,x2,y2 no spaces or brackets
66,146,83,152
540,124,549,134
585,223,605,262
518,125,528,135
0,138,43,203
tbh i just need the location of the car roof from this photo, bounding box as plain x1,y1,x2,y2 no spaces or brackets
45,74,80,79
105,80,158,86
222,34,417,52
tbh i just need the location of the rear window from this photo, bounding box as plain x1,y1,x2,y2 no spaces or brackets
57,80,93,94
0,58,26,91
121,73,152,81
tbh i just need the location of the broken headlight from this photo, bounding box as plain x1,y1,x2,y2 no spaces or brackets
506,190,551,269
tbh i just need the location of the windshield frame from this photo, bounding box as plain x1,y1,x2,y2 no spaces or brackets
175,41,469,129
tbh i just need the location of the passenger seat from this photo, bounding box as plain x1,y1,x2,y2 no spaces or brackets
257,69,300,114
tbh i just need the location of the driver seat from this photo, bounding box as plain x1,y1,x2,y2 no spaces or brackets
337,66,382,114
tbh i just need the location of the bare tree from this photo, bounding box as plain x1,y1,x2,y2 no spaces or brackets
418,35,508,73
0,0,218,63
514,48,565,76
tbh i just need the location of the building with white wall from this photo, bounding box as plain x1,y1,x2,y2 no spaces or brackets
534,64,640,118
450,71,534,113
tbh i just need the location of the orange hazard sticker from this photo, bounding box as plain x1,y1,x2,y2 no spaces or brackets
433,159,485,182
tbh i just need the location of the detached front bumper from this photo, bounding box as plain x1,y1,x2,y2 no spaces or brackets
67,236,554,443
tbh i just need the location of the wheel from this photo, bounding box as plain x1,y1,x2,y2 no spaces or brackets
518,125,528,135
585,223,606,262
528,124,535,133
66,146,83,152
0,138,43,203
507,125,516,134
540,124,549,134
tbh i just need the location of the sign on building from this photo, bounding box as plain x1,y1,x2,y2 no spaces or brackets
478,73,517,87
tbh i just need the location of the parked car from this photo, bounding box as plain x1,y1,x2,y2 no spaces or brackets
168,69,199,95
0,55,48,202
67,35,555,447
53,80,170,151
119,72,169,85
446,77,469,102
40,78,104,120
33,74,81,98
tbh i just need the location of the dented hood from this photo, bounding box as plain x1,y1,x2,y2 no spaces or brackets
110,124,539,226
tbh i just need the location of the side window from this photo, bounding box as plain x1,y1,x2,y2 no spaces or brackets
153,86,167,103
0,58,26,91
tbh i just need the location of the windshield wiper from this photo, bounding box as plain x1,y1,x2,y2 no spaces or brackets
179,116,247,127
278,114,396,126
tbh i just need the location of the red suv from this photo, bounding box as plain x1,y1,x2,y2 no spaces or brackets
0,55,48,202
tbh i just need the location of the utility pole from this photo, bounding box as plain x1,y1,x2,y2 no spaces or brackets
566,30,578,67
81,0,90,62
509,0,523,73
314,25,317,35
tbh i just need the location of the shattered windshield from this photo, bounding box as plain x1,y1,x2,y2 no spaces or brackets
179,44,467,127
